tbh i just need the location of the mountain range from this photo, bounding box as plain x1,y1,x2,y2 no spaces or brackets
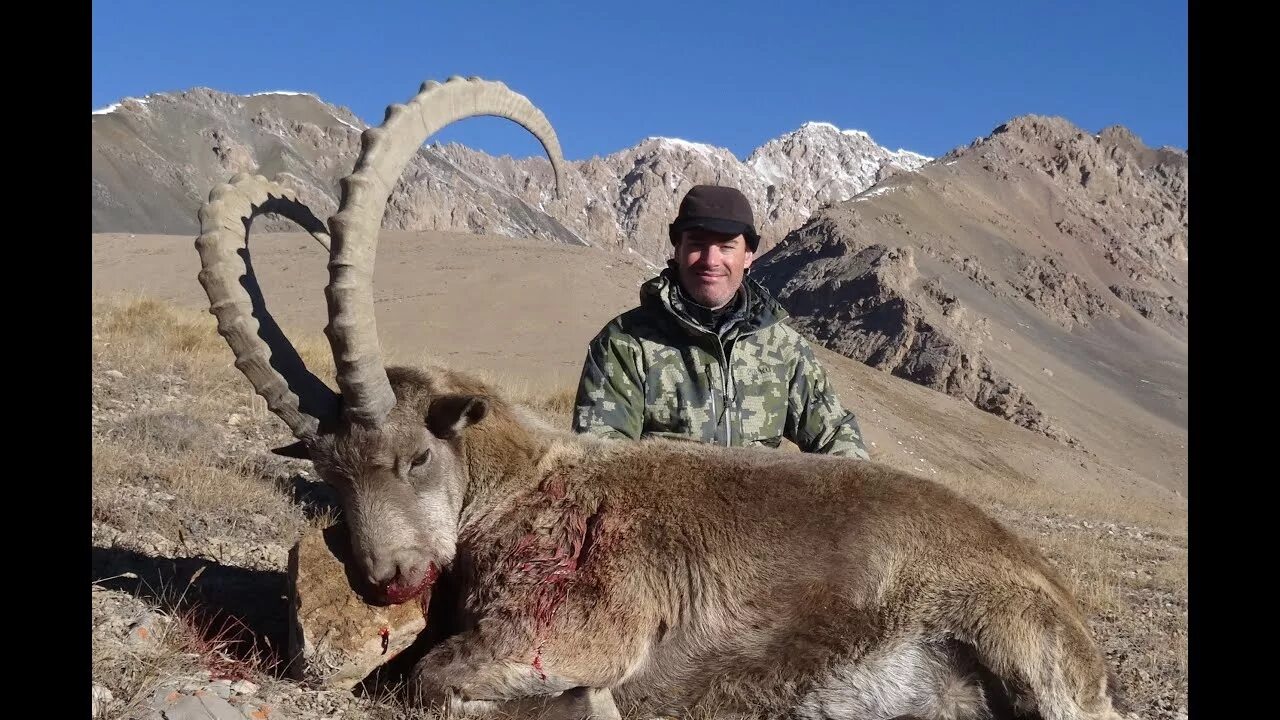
92,88,930,267
91,86,1187,490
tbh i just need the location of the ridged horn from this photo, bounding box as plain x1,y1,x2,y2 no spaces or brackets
195,173,340,439
325,77,567,426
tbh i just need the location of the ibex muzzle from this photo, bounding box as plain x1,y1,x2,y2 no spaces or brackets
195,78,1127,719
274,388,489,603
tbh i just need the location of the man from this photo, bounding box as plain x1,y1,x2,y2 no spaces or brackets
572,184,871,459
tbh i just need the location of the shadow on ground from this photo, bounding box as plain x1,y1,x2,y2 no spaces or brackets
92,545,291,676
275,472,342,523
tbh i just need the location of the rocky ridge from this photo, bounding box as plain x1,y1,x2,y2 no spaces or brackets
92,87,929,267
754,115,1187,448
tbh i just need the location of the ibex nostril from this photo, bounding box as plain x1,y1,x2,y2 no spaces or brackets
365,552,404,590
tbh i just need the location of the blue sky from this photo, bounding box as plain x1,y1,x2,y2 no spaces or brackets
92,0,1187,162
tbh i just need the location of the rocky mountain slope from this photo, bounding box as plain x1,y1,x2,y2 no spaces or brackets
752,115,1187,488
91,90,588,254
92,88,928,266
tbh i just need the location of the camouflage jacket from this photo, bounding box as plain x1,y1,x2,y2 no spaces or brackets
571,266,870,459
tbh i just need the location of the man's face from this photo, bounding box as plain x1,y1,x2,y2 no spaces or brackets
675,229,755,309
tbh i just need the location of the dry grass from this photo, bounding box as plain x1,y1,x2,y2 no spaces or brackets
888,447,1187,537
93,291,338,390
93,440,305,539
93,607,197,719
92,568,278,720
1017,525,1186,715
92,293,334,528
91,293,1187,719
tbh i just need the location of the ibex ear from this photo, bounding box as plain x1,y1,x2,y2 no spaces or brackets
427,394,489,438
271,440,312,460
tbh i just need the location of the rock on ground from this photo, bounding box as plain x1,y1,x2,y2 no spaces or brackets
287,524,429,690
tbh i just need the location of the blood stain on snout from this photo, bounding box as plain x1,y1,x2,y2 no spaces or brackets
380,563,439,607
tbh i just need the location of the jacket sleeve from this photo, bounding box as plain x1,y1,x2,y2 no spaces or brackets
784,337,871,459
571,323,646,441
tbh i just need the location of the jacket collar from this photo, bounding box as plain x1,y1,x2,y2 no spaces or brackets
639,262,789,339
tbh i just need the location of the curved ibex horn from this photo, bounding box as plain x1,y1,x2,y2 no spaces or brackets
325,76,568,426
195,173,340,439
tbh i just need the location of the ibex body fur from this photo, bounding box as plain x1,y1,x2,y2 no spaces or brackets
194,77,1126,720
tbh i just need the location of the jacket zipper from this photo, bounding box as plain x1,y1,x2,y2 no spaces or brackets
709,375,717,441
719,327,767,448
721,341,732,447
711,341,734,447
705,360,728,447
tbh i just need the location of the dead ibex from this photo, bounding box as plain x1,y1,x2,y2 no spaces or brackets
194,76,1127,720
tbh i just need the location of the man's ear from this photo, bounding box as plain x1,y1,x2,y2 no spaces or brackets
427,395,490,438
271,439,311,460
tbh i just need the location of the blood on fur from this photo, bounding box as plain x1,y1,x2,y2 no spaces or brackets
532,646,547,681
500,473,614,678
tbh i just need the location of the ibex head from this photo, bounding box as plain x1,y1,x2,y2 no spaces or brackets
194,77,566,604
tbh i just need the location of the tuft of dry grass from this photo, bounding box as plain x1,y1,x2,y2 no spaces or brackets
95,294,224,366
1037,533,1125,616
105,409,219,455
93,292,338,393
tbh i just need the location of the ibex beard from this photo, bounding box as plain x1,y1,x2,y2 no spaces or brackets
195,76,1127,720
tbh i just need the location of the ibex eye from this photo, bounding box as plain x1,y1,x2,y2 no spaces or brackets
410,450,430,468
